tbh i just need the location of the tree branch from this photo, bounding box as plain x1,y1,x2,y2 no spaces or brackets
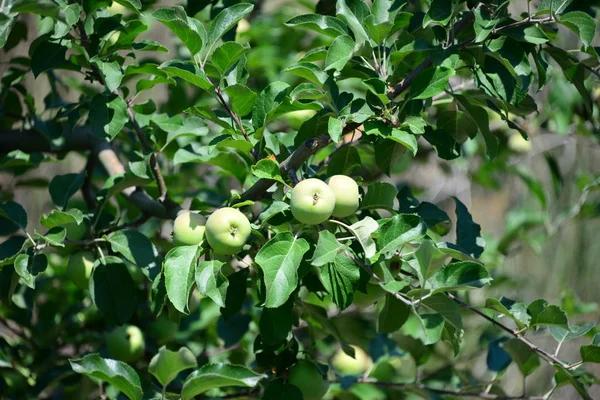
215,87,259,161
236,122,360,203
0,128,181,220
358,379,547,400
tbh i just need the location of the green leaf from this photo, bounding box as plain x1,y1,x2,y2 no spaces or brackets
350,217,379,260
455,95,498,159
413,313,445,345
255,232,309,308
328,117,344,142
0,236,27,267
40,209,84,229
149,346,197,388
70,354,142,400
152,6,204,55
312,230,342,267
107,230,159,279
378,293,411,333
550,323,595,343
327,146,361,176
0,14,17,50
90,258,137,325
372,0,403,24
580,345,600,364
364,16,393,45
502,25,549,45
251,159,285,185
207,3,254,50
259,298,294,345
423,0,453,27
212,42,250,76
502,339,540,376
196,260,229,307
413,239,435,284
92,58,123,92
374,139,407,176
363,120,417,156
409,66,455,100
181,363,265,400
258,201,290,226
336,0,371,45
222,84,257,117
553,364,593,400
485,297,530,330
436,110,478,143
454,197,484,258
429,261,492,294
285,14,349,38
252,81,290,129
537,0,574,15
12,0,60,18
163,246,201,314
89,93,128,140
318,251,360,310
31,40,72,77
0,201,27,230
159,60,214,92
49,173,84,210
325,35,355,72
558,11,597,48
114,0,141,12
473,5,499,42
14,252,47,289
360,182,398,212
35,227,66,247
377,214,426,257
283,62,328,86
527,299,569,329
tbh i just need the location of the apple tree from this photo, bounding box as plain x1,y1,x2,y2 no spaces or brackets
1,0,600,399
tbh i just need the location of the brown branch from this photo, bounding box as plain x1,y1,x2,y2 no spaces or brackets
397,269,571,369
215,87,259,161
0,128,181,220
82,151,97,210
236,122,360,203
359,379,546,400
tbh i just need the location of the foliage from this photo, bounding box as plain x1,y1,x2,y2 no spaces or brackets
0,0,599,399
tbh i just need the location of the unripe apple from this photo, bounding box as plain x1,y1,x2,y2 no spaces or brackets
288,360,329,400
173,212,206,246
106,325,145,363
327,175,360,218
66,251,95,290
290,178,336,225
332,345,373,376
64,221,88,240
352,283,385,308
205,207,251,255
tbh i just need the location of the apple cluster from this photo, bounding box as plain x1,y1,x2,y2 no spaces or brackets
290,175,360,225
171,174,360,254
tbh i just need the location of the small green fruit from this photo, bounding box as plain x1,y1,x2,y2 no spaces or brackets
66,251,95,290
64,221,88,240
327,175,360,218
332,345,373,376
288,360,329,400
290,178,336,225
173,212,206,246
205,207,251,255
106,325,145,363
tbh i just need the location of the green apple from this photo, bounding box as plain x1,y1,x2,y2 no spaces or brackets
173,211,206,246
327,175,360,218
149,315,178,344
352,283,385,308
205,207,251,255
66,251,95,290
332,345,372,376
290,178,336,225
106,325,145,363
64,221,88,240
288,360,329,400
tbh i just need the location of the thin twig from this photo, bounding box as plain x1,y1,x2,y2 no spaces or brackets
215,87,259,160
359,379,547,400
